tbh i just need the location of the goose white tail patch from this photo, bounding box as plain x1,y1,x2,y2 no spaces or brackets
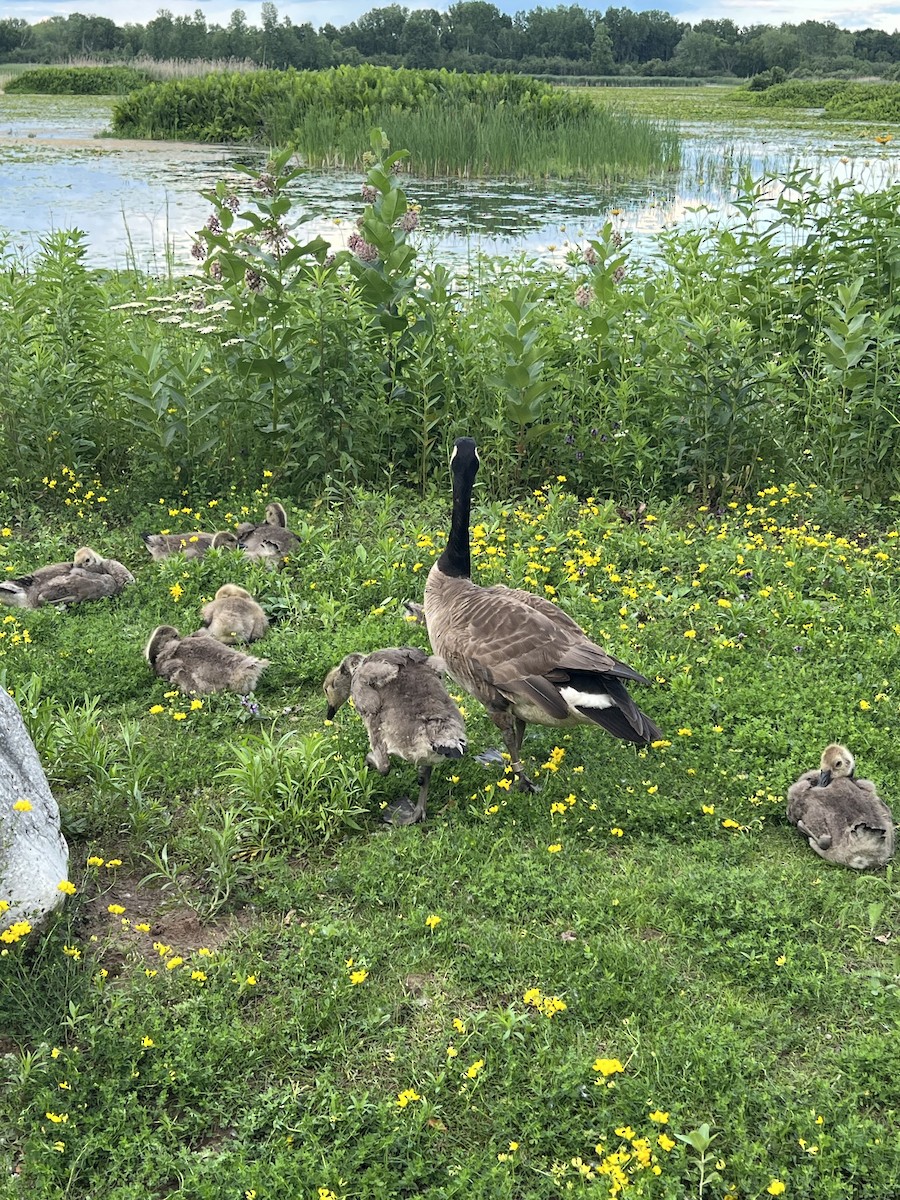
559,686,615,712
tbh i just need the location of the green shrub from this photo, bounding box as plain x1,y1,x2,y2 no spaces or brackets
5,66,152,94
749,79,850,107
3,154,900,505
109,65,679,180
825,81,900,120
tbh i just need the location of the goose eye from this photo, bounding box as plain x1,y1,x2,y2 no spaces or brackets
835,760,842,767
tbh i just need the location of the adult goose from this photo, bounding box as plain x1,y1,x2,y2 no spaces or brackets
423,437,662,791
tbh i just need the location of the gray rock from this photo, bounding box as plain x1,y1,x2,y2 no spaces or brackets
0,688,69,930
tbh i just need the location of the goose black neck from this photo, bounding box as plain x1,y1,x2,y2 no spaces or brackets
437,440,478,579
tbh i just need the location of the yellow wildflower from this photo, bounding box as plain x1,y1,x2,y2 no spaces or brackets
593,1058,625,1076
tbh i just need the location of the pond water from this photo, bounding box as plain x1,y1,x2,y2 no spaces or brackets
2,92,900,273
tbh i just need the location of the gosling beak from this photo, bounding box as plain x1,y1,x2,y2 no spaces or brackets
325,704,336,720
818,769,832,787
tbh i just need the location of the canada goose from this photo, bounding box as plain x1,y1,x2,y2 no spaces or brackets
787,744,895,870
237,503,300,567
141,530,237,560
145,625,269,695
0,547,134,609
423,438,662,792
200,584,268,644
323,647,467,825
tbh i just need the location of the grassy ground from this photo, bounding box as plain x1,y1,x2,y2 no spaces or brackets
1,469,899,1198
595,83,900,137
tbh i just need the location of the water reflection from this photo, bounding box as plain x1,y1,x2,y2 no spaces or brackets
1,93,898,272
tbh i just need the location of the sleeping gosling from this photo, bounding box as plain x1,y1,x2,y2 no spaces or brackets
200,584,268,644
145,625,269,695
237,502,300,568
787,743,895,870
323,646,467,826
0,546,134,609
141,530,238,560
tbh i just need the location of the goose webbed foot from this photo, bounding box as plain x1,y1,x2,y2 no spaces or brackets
383,795,425,826
475,747,505,766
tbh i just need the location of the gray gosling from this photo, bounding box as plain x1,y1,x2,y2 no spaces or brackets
237,503,301,568
323,646,467,826
141,530,238,560
200,584,268,644
787,744,895,870
145,625,269,695
0,546,134,609
423,438,661,792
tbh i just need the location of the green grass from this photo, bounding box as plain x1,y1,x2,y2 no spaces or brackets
1,474,899,1198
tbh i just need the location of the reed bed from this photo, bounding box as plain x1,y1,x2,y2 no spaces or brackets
285,100,679,179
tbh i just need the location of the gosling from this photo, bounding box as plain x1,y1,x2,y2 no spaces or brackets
787,744,895,870
200,584,268,644
237,503,300,568
0,547,134,609
323,646,467,826
141,530,237,560
145,625,269,695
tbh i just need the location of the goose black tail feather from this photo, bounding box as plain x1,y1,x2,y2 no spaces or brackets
575,703,662,745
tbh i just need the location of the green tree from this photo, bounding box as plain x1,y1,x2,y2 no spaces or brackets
590,20,615,73
400,10,441,67
444,1,510,55
521,6,595,61
673,30,722,76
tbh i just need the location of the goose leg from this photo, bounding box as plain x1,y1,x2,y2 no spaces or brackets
384,766,431,826
490,711,536,793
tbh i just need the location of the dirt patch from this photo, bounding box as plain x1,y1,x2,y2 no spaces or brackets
77,871,249,968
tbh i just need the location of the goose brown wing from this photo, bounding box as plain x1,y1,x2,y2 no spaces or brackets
448,583,642,685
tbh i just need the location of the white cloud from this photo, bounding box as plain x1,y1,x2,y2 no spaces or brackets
659,0,900,33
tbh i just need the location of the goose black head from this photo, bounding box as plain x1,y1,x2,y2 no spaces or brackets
451,437,480,476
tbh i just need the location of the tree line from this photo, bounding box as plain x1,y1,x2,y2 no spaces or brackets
2,3,898,79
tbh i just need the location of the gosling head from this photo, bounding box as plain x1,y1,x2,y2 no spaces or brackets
145,624,180,667
214,584,252,601
74,546,103,570
819,743,855,787
323,653,365,719
211,531,238,551
265,502,288,528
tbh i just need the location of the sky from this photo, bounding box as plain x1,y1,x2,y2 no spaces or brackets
9,0,900,37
